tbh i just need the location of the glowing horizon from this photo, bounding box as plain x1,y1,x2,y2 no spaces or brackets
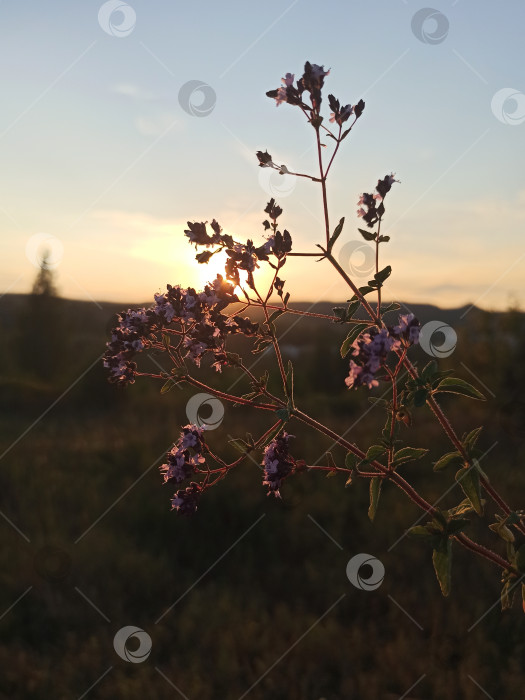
2,1,525,312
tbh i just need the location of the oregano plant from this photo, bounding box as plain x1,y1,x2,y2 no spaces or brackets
104,61,525,610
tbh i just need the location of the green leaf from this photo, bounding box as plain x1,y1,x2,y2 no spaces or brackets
340,323,369,358
162,334,171,349
421,360,438,381
435,377,485,401
328,217,345,251
379,302,400,316
368,477,382,522
515,545,525,573
365,444,387,462
373,265,392,287
332,307,347,323
345,300,360,319
501,578,515,610
414,388,429,407
489,520,515,543
345,452,357,470
433,451,463,472
160,378,177,394
455,467,484,516
446,518,470,535
275,408,290,422
333,300,359,324
462,426,484,453
448,497,482,518
357,285,375,297
407,525,440,544
225,351,242,366
358,227,376,241
268,309,284,324
391,447,429,468
432,538,452,597
377,235,390,243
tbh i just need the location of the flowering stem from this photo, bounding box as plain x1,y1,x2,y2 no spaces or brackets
324,124,342,178
315,127,331,249
248,300,370,323
454,533,517,573
402,356,525,536
292,407,517,574
323,250,380,323
375,216,382,317
184,375,282,411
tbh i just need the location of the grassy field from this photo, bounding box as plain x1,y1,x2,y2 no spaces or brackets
0,294,524,699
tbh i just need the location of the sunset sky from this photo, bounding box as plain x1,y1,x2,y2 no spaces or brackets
2,0,525,309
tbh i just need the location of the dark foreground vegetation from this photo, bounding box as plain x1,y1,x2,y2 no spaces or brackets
0,290,524,699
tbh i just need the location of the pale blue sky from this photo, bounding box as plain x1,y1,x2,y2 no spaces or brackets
1,0,524,308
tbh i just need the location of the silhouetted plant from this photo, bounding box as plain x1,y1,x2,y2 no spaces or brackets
105,62,525,609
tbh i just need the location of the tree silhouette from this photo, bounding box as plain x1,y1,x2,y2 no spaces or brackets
31,251,58,297
15,250,66,383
